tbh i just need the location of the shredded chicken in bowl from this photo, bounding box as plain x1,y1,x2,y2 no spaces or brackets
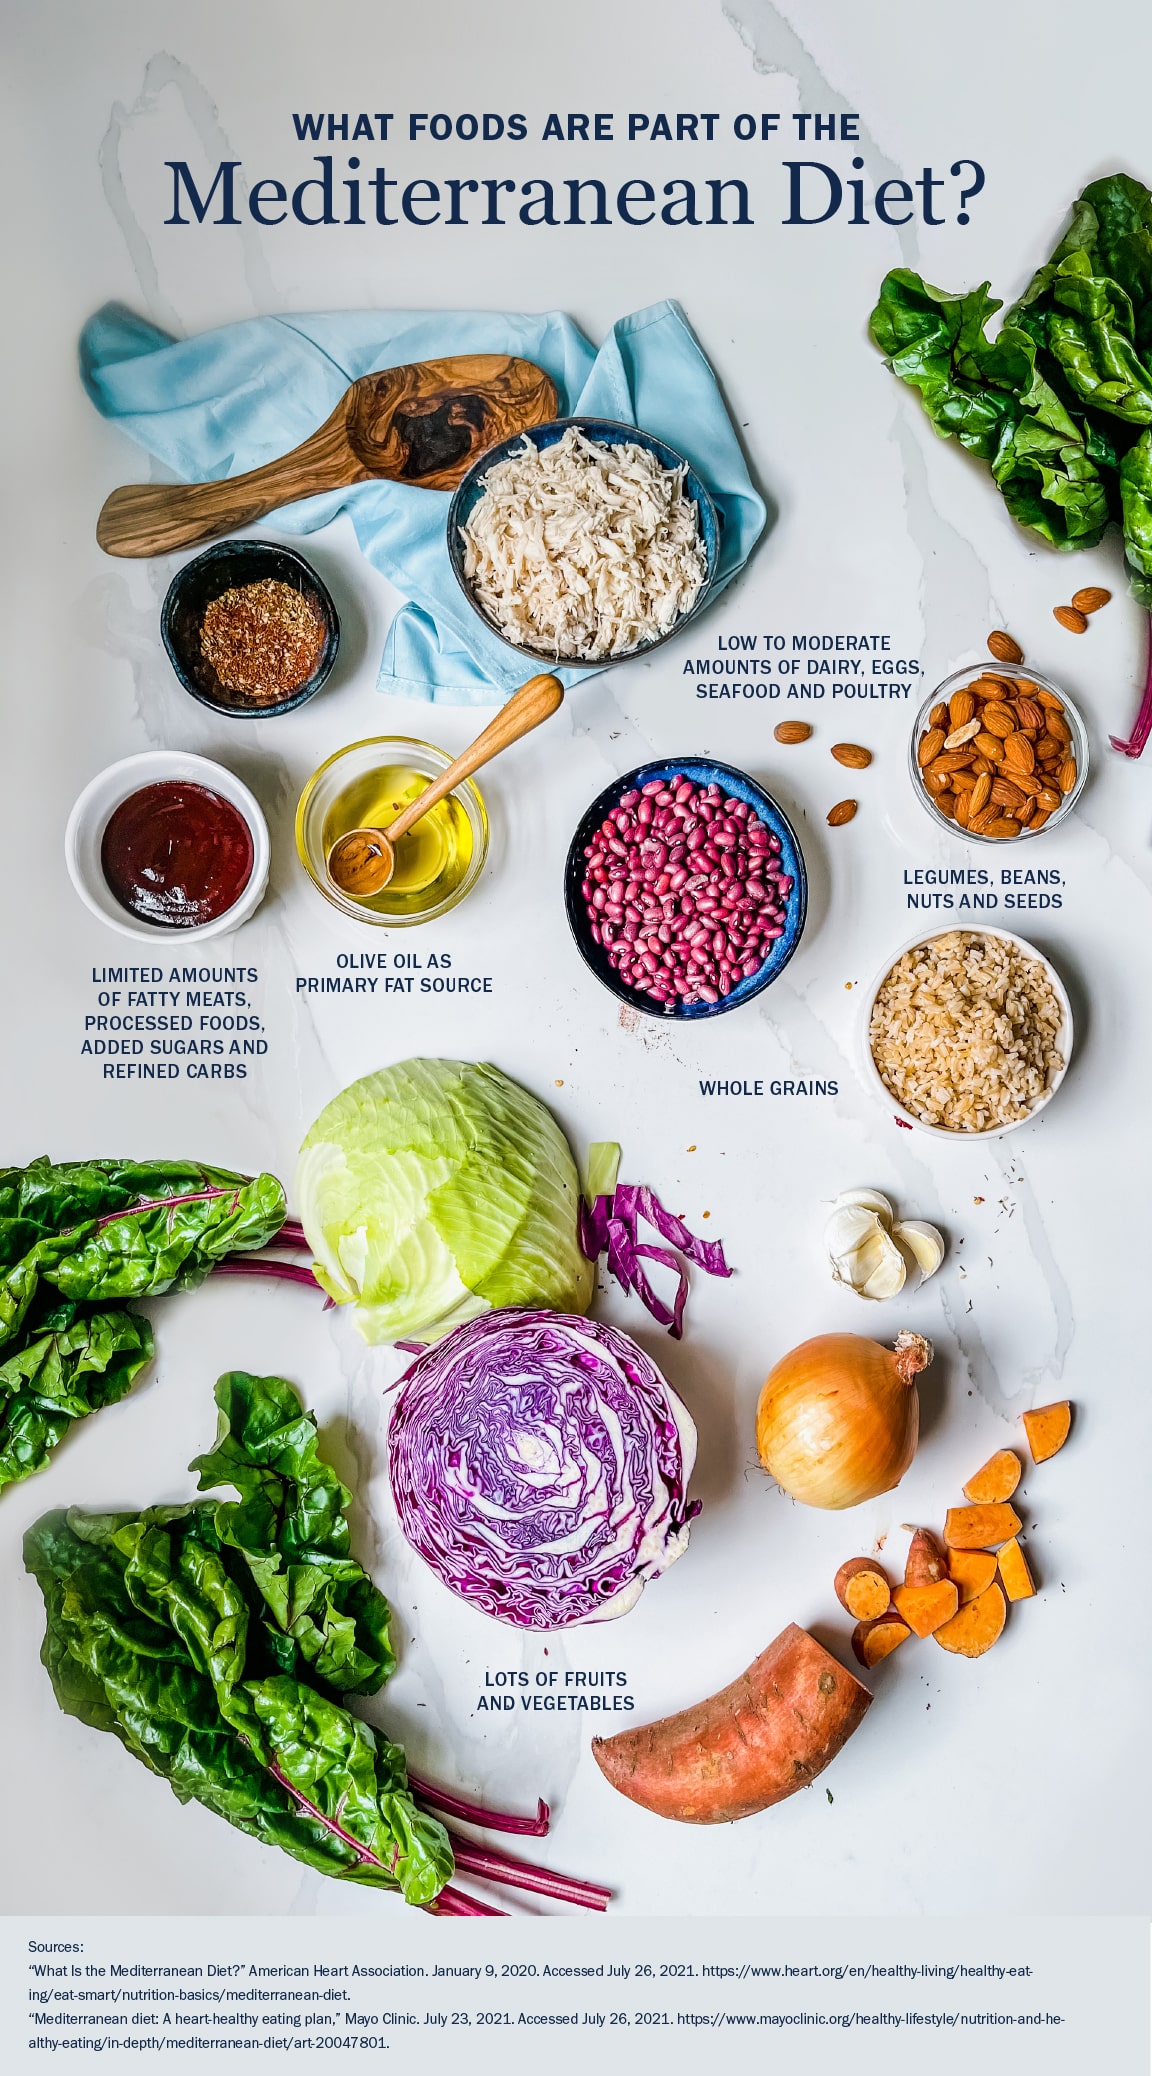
459,427,708,661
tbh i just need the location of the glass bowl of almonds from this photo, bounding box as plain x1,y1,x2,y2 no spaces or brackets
909,663,1088,842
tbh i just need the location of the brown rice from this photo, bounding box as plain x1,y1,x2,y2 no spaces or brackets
869,930,1065,1132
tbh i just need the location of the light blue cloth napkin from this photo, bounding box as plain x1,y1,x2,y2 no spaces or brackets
81,300,767,704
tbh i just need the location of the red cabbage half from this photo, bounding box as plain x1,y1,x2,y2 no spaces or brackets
388,1309,699,1631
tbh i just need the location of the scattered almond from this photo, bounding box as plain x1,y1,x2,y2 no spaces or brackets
1070,586,1111,615
774,720,812,744
831,743,873,769
826,799,858,826
987,630,1023,664
1053,604,1088,633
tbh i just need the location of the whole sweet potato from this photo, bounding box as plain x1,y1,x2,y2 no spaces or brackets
591,1624,871,1824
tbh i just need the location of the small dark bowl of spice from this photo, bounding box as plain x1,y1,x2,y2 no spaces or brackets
161,539,339,717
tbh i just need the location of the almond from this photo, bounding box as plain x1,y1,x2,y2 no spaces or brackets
990,777,1025,809
987,630,1024,664
1030,808,1051,831
929,749,977,774
923,767,953,795
1057,757,1078,794
831,742,873,769
1046,711,1073,745
981,704,1017,738
966,804,999,835
1037,786,1062,813
953,790,971,829
918,727,946,768
1036,734,1065,764
774,720,812,744
951,765,978,791
948,688,977,728
1014,797,1036,824
1014,697,1044,730
827,799,858,826
930,702,951,729
967,772,992,817
984,817,1022,838
1001,732,1035,775
1034,687,1066,712
974,732,1005,763
1070,586,1111,614
1053,604,1088,633
935,791,957,820
944,719,981,749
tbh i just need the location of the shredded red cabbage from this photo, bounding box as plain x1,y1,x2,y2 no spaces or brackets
579,1182,731,1338
389,1309,699,1630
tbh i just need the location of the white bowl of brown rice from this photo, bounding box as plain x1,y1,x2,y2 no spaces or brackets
863,926,1073,1138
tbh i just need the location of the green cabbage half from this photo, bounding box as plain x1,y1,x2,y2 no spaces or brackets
296,1060,594,1344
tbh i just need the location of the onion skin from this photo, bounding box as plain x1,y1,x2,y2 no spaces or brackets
756,1331,930,1510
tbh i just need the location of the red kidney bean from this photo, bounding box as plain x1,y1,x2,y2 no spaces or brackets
579,773,795,1010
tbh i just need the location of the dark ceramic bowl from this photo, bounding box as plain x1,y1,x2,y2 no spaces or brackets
564,758,808,1020
446,417,721,665
161,539,340,717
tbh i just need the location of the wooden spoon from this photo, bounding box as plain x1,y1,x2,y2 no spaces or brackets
327,673,564,900
96,355,558,558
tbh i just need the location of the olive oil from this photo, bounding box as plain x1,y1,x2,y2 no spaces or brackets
321,763,475,917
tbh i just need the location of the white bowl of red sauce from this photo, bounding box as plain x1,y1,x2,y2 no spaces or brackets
65,751,270,941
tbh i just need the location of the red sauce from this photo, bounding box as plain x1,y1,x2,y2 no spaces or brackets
101,782,254,928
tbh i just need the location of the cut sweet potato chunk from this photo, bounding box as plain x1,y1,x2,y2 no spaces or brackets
893,1579,958,1638
944,1502,1022,1550
947,1549,997,1605
997,1536,1035,1602
834,1557,892,1622
962,1449,1022,1504
1022,1400,1071,1464
933,1582,1006,1657
903,1527,947,1587
852,1615,910,1669
591,1625,872,1824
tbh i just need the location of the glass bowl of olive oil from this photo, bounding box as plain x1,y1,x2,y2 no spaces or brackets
295,737,488,925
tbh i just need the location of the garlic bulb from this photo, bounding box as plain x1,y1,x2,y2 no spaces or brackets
825,1191,945,1299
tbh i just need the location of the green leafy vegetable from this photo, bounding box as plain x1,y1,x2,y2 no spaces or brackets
870,173,1152,599
24,1371,453,1907
296,1060,594,1344
0,1159,286,1494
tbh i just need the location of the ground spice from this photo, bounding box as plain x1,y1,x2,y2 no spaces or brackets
201,579,326,705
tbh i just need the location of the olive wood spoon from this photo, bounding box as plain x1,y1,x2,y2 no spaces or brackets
96,355,558,558
327,673,565,899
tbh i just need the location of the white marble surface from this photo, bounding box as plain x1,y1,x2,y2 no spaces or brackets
1,0,1150,1923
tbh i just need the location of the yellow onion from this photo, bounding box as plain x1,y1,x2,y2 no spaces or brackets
756,1331,931,1510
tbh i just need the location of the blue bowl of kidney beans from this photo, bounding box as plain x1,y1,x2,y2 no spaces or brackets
564,758,808,1018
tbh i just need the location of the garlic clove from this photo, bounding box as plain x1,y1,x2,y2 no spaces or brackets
892,1219,946,1281
856,1225,908,1301
825,1203,884,1264
832,1187,895,1226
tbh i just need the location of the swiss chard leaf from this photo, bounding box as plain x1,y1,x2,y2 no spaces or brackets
872,177,1152,596
24,1374,451,1907
0,1160,287,1494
